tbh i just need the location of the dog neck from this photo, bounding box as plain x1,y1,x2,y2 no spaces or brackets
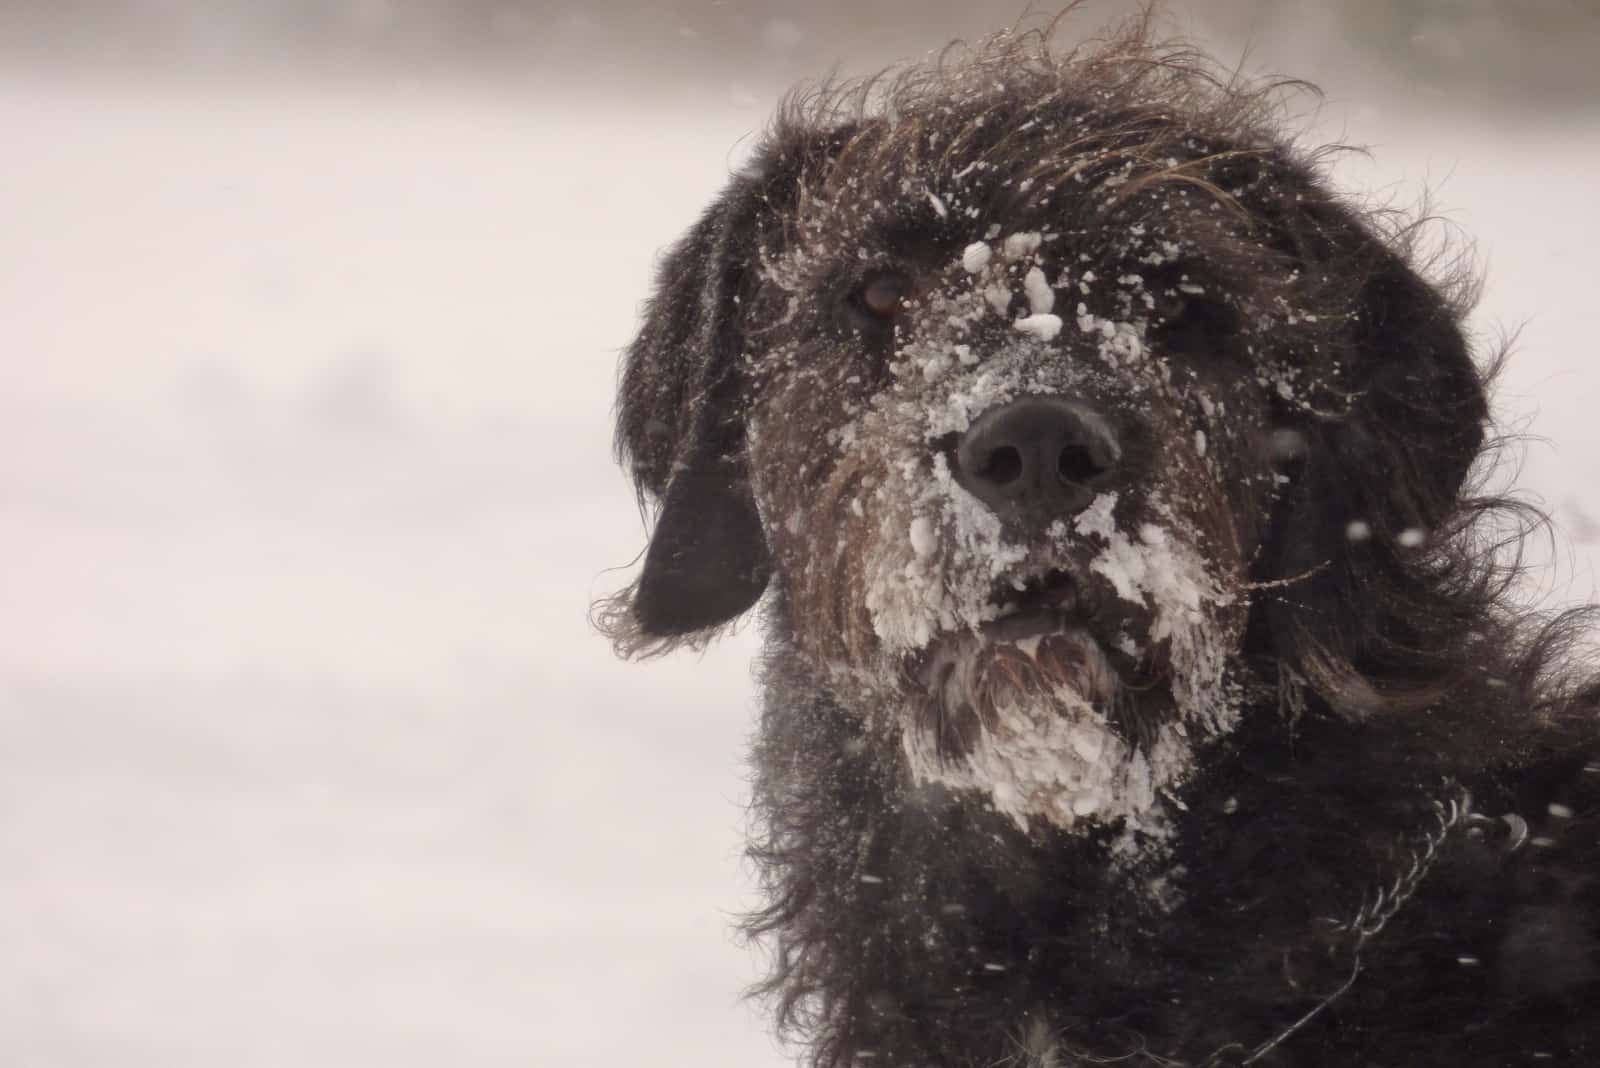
747,631,1497,1063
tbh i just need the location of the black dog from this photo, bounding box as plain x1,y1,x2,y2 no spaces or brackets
600,17,1599,1066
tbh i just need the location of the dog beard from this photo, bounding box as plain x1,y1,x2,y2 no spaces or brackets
902,621,1200,840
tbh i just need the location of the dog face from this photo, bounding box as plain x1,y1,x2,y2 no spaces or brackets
744,182,1287,835
604,32,1488,842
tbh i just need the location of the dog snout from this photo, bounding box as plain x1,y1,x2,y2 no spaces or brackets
951,396,1122,525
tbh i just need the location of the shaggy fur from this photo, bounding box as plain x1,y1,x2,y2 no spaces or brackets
599,15,1599,1066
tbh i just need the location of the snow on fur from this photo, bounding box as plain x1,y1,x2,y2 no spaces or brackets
816,237,1245,837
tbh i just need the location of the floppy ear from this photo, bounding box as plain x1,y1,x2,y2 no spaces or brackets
1248,176,1490,712
1275,205,1486,550
1330,215,1487,511
604,133,834,654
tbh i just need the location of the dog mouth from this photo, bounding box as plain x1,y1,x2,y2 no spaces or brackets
903,564,1167,757
909,568,1119,724
981,566,1157,683
981,568,1083,642
901,563,1182,832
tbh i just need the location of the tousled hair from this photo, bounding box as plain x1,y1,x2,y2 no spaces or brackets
601,12,1600,1065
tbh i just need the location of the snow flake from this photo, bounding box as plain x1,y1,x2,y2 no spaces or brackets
1014,313,1063,341
1002,231,1042,260
1023,267,1055,315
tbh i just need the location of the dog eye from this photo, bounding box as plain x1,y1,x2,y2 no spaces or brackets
855,270,912,320
1154,290,1241,356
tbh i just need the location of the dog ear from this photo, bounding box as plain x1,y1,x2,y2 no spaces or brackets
1250,175,1491,714
1223,153,1487,512
1278,203,1486,541
1329,212,1487,511
606,133,834,652
632,454,770,636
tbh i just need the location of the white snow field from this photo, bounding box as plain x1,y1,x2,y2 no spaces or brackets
1,71,1595,1067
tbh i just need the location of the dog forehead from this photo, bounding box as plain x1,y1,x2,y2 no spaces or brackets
778,174,1257,300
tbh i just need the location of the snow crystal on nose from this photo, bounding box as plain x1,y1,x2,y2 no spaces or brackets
1023,267,1055,315
1014,314,1064,341
984,282,1013,316
1002,231,1042,260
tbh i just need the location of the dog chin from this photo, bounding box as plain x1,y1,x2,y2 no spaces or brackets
925,620,1122,714
902,620,1189,839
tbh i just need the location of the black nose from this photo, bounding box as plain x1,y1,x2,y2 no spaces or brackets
951,395,1121,525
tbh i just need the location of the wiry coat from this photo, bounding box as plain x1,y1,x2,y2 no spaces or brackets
599,17,1599,1067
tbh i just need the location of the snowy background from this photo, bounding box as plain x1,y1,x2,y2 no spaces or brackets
2,3,1597,1065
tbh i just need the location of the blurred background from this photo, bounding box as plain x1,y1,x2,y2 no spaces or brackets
2,2,1597,1065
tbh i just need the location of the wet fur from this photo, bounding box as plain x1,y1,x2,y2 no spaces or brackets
598,14,1600,1067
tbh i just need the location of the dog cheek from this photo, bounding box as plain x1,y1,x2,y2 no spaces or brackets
848,421,977,658
1177,399,1288,568
747,400,897,668
802,418,1018,663
1131,433,1255,714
